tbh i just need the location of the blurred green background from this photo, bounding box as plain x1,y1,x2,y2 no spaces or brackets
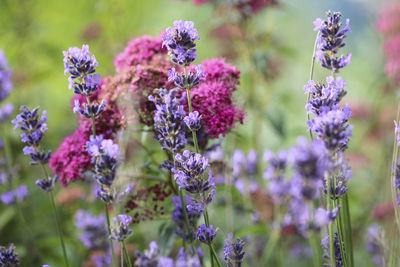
0,0,396,266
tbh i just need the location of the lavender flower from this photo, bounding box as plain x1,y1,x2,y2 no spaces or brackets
314,11,352,72
135,241,160,267
168,65,205,89
0,185,29,205
172,150,215,194
291,138,332,200
86,136,120,187
12,106,52,165
0,50,13,102
264,150,291,204
0,103,13,124
162,20,200,66
305,76,347,116
149,89,187,154
75,210,108,250
35,176,58,192
309,109,353,152
73,99,106,119
224,233,245,267
175,247,201,267
321,232,344,267
196,224,218,244
110,214,132,242
365,225,384,266
172,195,202,241
325,159,352,199
0,244,19,266
184,111,202,131
393,162,400,206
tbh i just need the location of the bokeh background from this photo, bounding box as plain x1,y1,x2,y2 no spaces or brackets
0,0,397,266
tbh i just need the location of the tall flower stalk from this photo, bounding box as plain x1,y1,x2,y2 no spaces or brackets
12,106,69,267
162,20,223,266
63,45,117,266
306,11,354,267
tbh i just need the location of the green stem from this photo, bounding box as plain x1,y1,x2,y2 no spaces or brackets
391,105,400,235
309,230,322,267
179,189,197,255
203,208,222,267
342,194,354,267
49,191,69,267
86,96,96,138
184,66,200,154
262,228,280,264
122,241,133,267
105,204,117,267
306,31,320,140
326,177,336,267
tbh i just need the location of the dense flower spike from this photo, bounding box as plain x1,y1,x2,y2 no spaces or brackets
172,195,202,241
224,233,246,267
184,111,202,131
0,50,13,102
162,20,200,66
12,106,52,165
321,232,344,267
135,241,160,267
109,214,132,242
172,150,215,194
309,109,353,152
231,149,259,195
75,210,108,250
0,244,19,266
168,65,205,89
313,11,352,72
149,89,187,154
196,224,218,243
35,176,58,192
86,136,120,187
305,76,347,116
291,138,332,200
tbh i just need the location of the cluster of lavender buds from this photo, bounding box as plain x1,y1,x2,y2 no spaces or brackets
321,232,344,267
162,20,200,66
172,195,203,241
196,223,218,244
168,65,205,89
75,210,109,250
172,150,216,200
232,149,259,196
0,185,28,205
224,234,245,267
12,106,51,165
149,89,187,155
0,244,19,266
263,150,290,204
365,225,384,266
313,11,352,73
109,214,132,242
184,111,202,132
63,45,105,118
86,135,121,202
35,176,58,192
0,50,13,124
135,241,201,267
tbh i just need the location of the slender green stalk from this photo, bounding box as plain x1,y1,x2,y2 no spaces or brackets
342,194,354,267
391,105,400,234
326,177,336,267
306,32,321,140
309,230,322,267
49,190,70,267
122,241,133,267
121,245,124,267
86,96,97,139
203,208,222,267
105,204,117,267
262,228,280,264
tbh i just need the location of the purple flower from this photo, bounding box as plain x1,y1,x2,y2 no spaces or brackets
365,225,384,266
305,76,347,116
35,175,58,192
168,65,205,89
0,50,13,102
135,241,160,267
224,233,245,267
309,109,353,152
149,89,187,154
0,103,13,124
162,20,200,66
172,195,202,241
313,11,351,73
264,151,291,204
0,190,15,205
0,185,28,205
321,232,344,267
73,99,106,118
0,244,19,266
110,214,132,241
314,207,340,227
75,209,108,250
184,111,202,131
196,224,217,243
176,247,201,267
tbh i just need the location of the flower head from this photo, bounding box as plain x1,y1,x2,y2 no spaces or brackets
321,232,344,267
162,20,200,66
0,244,19,266
224,233,245,267
0,50,13,102
184,111,202,131
196,224,218,244
35,176,58,192
172,195,203,241
75,210,108,250
110,214,132,242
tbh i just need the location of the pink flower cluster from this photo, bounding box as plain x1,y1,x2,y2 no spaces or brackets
50,36,244,186
376,4,400,85
189,58,244,138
